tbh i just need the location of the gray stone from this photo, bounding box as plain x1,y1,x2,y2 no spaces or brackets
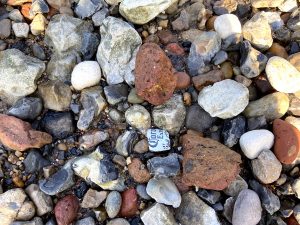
75,0,103,19
287,14,300,31
223,175,248,197
25,184,53,216
223,197,235,223
92,8,109,26
175,191,221,225
23,150,50,173
136,184,151,200
147,154,180,177
125,105,151,134
81,32,100,60
240,41,268,78
108,109,125,123
79,130,109,150
127,88,143,104
115,130,138,157
81,189,107,208
292,179,300,199
247,116,267,131
141,203,178,225
11,217,43,225
0,49,45,104
12,23,29,38
77,108,95,131
32,44,46,60
105,191,122,218
104,84,128,105
96,16,142,85
197,189,221,205
222,115,246,147
107,218,130,225
0,19,11,39
30,14,47,36
75,217,96,225
7,97,42,120
152,94,186,135
213,50,228,65
9,9,24,22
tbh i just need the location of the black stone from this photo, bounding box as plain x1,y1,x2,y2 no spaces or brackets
74,181,89,199
222,115,246,147
32,43,46,60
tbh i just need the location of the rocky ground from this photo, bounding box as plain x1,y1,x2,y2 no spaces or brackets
0,0,300,225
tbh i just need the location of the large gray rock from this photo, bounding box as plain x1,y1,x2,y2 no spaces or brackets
141,203,178,225
96,16,142,85
0,49,45,104
175,191,221,225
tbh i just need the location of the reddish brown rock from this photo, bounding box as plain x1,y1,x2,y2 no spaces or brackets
269,43,288,59
135,43,177,105
128,158,151,183
192,69,224,91
21,3,34,20
175,72,191,90
273,119,300,164
119,188,138,217
0,114,52,152
172,175,191,193
254,74,275,94
206,16,217,30
288,52,300,72
55,195,79,225
181,133,241,190
165,43,185,56
7,0,32,5
286,215,300,225
157,30,177,45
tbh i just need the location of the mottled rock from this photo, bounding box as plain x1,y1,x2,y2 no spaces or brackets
81,189,107,208
127,88,144,104
55,195,79,225
79,131,109,150
104,84,128,105
125,105,151,134
222,116,246,147
223,175,248,197
192,70,224,91
15,201,36,221
0,19,11,39
23,150,50,173
141,203,178,225
8,97,42,120
115,130,138,157
92,8,109,26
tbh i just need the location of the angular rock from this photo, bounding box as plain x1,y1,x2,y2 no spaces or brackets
23,150,50,173
115,130,138,157
8,97,42,120
125,105,151,135
0,49,45,104
223,175,248,197
97,16,141,85
54,195,79,225
81,189,107,208
46,0,71,9
75,0,103,19
214,14,241,39
147,154,180,177
192,69,224,91
79,131,109,150
141,203,178,225
128,158,151,183
12,23,30,38
147,129,171,152
222,116,246,148
104,84,128,105
181,133,241,190
135,43,176,105
198,79,249,119
80,32,100,60
197,189,221,205
92,8,109,26
30,14,47,36
29,0,49,17
105,191,122,218
120,188,138,217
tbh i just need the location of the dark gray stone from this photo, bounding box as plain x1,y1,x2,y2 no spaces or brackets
23,150,50,173
197,189,222,205
247,116,267,131
104,84,128,105
77,108,95,131
147,154,180,177
222,115,246,147
81,32,100,60
212,50,228,65
8,97,42,120
32,43,46,60
136,184,151,200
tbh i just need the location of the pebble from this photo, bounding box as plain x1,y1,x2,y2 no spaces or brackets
0,19,11,39
239,129,274,159
232,189,262,225
115,130,138,157
75,0,103,19
213,0,237,15
273,119,300,164
175,191,221,225
125,105,151,134
16,201,36,221
136,185,151,200
214,14,241,39
119,0,176,25
75,217,96,225
30,14,47,36
54,195,79,225
269,43,288,59
243,92,289,121
223,197,235,223
147,153,180,177
71,61,101,91
23,150,50,173
8,97,42,120
286,116,300,131
119,188,138,217
9,9,24,22
79,130,109,150
109,109,125,123
251,0,284,8
222,115,246,147
81,189,107,208
80,32,100,60
92,8,109,26
0,49,45,104
266,56,300,93
212,51,228,65
12,22,29,38
97,16,141,85
25,184,53,216
107,218,130,225
251,149,282,184
32,44,46,60
135,43,176,105
105,191,122,218
175,72,191,90
288,52,300,71
223,175,248,197
46,0,71,9
146,129,171,152
181,133,241,190
104,84,128,105
198,79,249,119
29,0,49,17
141,203,177,225
128,158,151,183
152,94,186,135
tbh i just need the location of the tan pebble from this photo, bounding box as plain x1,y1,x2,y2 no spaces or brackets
13,175,25,188
220,61,233,79
183,92,192,106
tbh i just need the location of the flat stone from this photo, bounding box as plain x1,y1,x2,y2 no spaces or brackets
214,14,241,39
23,150,50,173
105,191,122,218
147,153,180,177
8,97,42,120
181,133,241,190
15,201,36,221
125,105,151,135
0,19,11,39
146,129,171,152
119,188,138,217
55,195,79,225
141,203,178,225
81,189,107,208
222,115,246,147
198,79,249,119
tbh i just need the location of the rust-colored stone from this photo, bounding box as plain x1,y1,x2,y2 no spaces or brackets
21,3,34,20
206,16,217,30
135,43,177,105
273,119,300,164
192,69,224,91
175,72,191,90
285,215,300,225
172,175,191,193
157,30,177,45
0,114,52,152
55,195,79,225
128,158,151,183
181,133,241,190
165,43,185,56
119,188,138,217
254,74,275,94
7,0,32,6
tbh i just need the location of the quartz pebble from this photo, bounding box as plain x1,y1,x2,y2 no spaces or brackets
214,14,241,39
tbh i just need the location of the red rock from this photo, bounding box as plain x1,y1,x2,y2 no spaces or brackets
0,114,52,152
273,119,300,164
192,69,224,91
135,43,177,105
128,158,151,183
7,0,32,6
286,215,300,225
157,30,177,45
119,188,138,217
55,195,79,225
181,133,241,190
165,43,185,56
175,72,191,90
21,3,34,20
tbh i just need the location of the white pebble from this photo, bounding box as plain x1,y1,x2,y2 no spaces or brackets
12,23,29,38
214,14,242,39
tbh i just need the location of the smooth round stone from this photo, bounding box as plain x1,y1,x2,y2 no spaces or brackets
125,105,151,134
266,56,300,93
239,129,274,159
214,14,242,39
71,61,101,90
105,191,122,218
146,177,181,208
198,79,249,119
251,150,282,184
232,189,262,225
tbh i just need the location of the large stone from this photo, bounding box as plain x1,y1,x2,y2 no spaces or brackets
141,203,178,225
152,94,186,135
243,92,289,121
214,14,241,39
96,16,141,85
198,79,249,119
135,43,176,105
119,0,177,25
266,56,300,93
0,114,52,152
181,133,241,190
0,49,45,104
125,105,151,135
175,191,221,225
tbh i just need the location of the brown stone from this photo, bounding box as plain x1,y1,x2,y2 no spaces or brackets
7,0,32,5
55,195,79,225
192,69,224,91
220,61,233,79
128,158,151,183
273,119,300,165
254,74,275,94
165,43,185,56
285,215,300,225
157,30,177,45
175,72,191,90
135,43,177,105
181,133,241,190
206,16,217,30
269,43,288,59
0,114,52,152
183,92,192,106
288,52,300,72
119,188,138,217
